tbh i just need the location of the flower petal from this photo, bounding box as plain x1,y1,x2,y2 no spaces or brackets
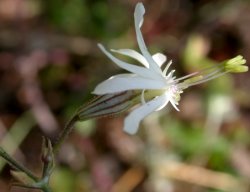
98,44,161,80
111,49,149,67
152,53,167,67
134,3,162,75
169,98,180,111
124,93,170,134
155,94,170,111
93,74,166,95
111,49,167,68
163,60,172,75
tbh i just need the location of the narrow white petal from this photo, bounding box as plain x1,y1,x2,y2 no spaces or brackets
124,94,169,134
111,49,149,67
152,53,167,67
135,3,145,28
134,3,162,74
155,93,170,111
112,49,167,69
166,70,175,79
93,74,166,95
169,98,180,111
163,60,172,75
98,44,160,80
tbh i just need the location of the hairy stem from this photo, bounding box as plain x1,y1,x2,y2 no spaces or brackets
52,115,79,153
0,147,38,181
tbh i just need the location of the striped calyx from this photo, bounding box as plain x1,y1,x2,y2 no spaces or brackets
77,91,140,120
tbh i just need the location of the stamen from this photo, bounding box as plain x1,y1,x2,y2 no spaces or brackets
173,63,224,84
180,53,248,88
183,71,226,88
197,68,224,81
178,67,225,89
174,71,200,83
223,55,248,73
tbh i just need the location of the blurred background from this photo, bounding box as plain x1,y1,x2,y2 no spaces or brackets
0,0,250,191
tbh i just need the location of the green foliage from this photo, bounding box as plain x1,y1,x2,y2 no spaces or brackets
45,0,129,38
51,168,76,192
162,116,231,170
45,0,88,35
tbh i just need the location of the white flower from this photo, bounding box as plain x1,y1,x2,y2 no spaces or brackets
93,3,179,134
92,3,247,134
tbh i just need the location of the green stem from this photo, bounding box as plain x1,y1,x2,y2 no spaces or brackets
13,183,52,192
42,186,52,192
0,147,38,181
52,115,79,153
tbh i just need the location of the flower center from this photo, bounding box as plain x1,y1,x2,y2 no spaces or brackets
168,85,183,102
